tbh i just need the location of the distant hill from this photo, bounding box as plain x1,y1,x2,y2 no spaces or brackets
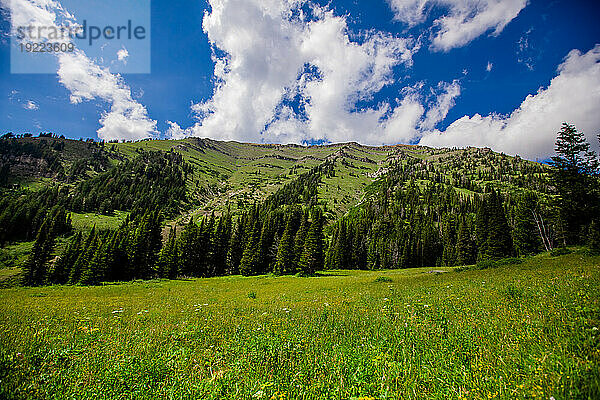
0,135,552,222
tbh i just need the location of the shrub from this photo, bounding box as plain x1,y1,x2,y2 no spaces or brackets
460,257,524,272
374,276,393,283
475,259,499,270
550,248,572,257
495,257,524,267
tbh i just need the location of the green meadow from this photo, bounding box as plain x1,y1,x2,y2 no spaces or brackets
0,251,598,399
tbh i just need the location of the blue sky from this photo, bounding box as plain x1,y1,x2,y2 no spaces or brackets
1,0,599,158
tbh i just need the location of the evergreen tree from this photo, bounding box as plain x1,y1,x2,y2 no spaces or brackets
50,231,82,284
550,123,599,243
108,228,130,281
328,221,347,269
475,196,490,258
366,237,380,270
227,215,245,275
102,230,125,282
178,219,201,277
293,209,309,271
456,220,476,266
158,226,178,279
299,208,324,275
211,214,230,277
351,223,367,270
274,214,295,275
78,230,101,285
129,210,162,279
69,227,97,284
22,219,54,286
239,214,262,276
513,193,541,256
441,217,458,267
480,190,513,260
202,214,216,276
588,218,600,253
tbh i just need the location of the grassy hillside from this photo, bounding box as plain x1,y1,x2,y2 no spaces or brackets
0,250,597,399
1,136,551,221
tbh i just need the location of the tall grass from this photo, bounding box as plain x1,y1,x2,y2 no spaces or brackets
0,252,598,399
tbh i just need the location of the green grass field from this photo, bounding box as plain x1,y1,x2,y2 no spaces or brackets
0,252,598,399
70,211,129,233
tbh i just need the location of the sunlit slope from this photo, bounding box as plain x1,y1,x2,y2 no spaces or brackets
2,136,551,220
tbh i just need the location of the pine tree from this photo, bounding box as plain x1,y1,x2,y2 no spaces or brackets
513,193,541,256
158,226,178,279
109,227,130,281
258,213,278,274
456,220,476,266
588,220,600,253
293,209,309,271
550,123,599,243
69,227,97,284
50,231,82,284
441,217,458,267
329,221,347,269
481,190,513,260
351,223,367,270
239,215,262,276
475,196,490,258
299,208,324,275
78,230,101,285
179,219,201,277
211,214,230,277
22,219,54,286
324,225,338,269
227,215,245,274
274,215,295,275
129,210,162,279
203,214,216,276
367,237,380,270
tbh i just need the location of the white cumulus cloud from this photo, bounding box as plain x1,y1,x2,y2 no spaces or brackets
419,45,600,159
388,0,528,52
173,0,459,145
